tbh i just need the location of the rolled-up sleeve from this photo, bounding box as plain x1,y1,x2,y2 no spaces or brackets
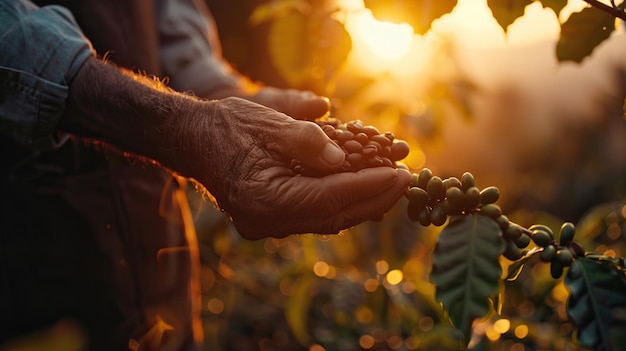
157,0,241,97
0,0,94,150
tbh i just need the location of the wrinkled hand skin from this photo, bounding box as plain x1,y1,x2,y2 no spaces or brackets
166,97,411,240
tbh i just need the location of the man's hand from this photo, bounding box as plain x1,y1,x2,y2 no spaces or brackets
167,97,411,240
63,58,410,240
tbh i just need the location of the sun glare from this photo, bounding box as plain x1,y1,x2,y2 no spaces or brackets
349,11,414,61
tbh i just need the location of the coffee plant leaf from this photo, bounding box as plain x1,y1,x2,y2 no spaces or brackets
538,0,568,17
556,7,615,63
363,0,457,35
267,9,350,88
506,246,542,281
268,10,311,87
487,0,532,32
286,275,314,346
565,257,626,351
429,213,505,346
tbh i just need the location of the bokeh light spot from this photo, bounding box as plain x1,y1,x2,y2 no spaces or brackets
359,334,375,349
514,324,529,339
376,260,389,275
313,261,330,277
207,298,224,314
493,318,510,334
386,269,404,285
309,344,325,351
364,278,379,292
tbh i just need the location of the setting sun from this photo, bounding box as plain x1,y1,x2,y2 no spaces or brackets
348,11,414,61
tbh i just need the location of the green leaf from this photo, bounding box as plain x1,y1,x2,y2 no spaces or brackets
268,10,311,87
429,213,505,346
565,257,626,351
286,275,314,346
506,246,542,281
267,10,351,88
487,0,532,32
557,8,615,63
539,0,568,16
363,0,458,35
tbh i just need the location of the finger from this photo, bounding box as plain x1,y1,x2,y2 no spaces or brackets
270,120,345,169
253,88,330,120
238,169,411,238
276,167,405,215
331,169,411,229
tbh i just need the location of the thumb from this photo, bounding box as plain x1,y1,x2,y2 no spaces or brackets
276,120,345,170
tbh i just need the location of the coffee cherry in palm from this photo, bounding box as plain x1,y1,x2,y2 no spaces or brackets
292,118,410,176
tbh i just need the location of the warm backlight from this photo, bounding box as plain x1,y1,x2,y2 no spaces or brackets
350,11,414,61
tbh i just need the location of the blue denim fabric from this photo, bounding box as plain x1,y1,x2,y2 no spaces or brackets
0,0,94,150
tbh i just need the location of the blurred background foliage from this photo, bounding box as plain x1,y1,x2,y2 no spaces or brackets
193,0,626,350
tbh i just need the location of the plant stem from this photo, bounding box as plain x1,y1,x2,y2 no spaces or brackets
583,0,626,21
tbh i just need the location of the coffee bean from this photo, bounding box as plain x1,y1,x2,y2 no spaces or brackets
290,118,410,176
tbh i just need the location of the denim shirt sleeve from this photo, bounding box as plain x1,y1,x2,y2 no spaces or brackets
156,0,241,97
0,0,94,150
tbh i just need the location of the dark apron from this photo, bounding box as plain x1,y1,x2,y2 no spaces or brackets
0,1,200,350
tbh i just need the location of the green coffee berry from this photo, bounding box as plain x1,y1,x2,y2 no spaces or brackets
407,202,421,222
430,204,448,226
495,215,510,231
555,249,574,266
411,173,420,188
479,204,502,219
559,222,576,245
479,186,500,205
540,245,557,262
446,187,465,213
513,233,531,249
418,207,432,226
464,186,481,210
427,176,446,201
443,177,462,190
504,224,523,240
406,187,429,208
532,229,553,248
550,261,564,279
503,239,523,261
528,224,554,237
461,172,475,192
417,168,433,190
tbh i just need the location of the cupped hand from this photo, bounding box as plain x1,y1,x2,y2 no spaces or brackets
167,97,411,240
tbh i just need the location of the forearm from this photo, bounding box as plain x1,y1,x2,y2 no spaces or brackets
61,57,213,169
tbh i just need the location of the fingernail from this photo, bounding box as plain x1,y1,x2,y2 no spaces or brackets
322,143,344,166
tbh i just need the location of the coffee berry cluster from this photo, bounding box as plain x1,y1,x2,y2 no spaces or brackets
405,168,497,226
502,222,584,279
290,119,410,177
407,168,584,278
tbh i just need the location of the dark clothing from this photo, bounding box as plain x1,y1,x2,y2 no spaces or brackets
0,0,240,349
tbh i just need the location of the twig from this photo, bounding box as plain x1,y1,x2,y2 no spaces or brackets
583,0,626,22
